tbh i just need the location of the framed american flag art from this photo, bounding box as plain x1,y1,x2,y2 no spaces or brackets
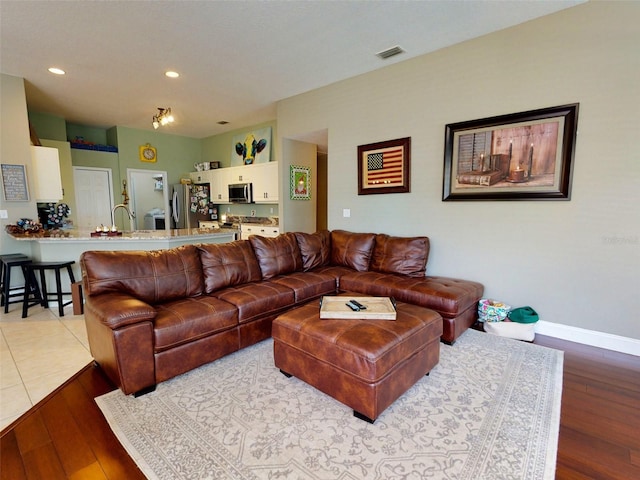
357,137,410,195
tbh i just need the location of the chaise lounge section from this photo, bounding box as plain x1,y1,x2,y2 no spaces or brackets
81,229,483,396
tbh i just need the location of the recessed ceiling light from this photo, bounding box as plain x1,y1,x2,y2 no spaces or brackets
165,71,180,78
48,67,66,75
217,121,229,125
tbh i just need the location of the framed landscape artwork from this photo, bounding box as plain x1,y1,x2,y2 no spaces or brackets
357,137,410,195
442,104,579,201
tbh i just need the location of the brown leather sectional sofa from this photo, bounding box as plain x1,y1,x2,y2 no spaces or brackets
80,229,483,396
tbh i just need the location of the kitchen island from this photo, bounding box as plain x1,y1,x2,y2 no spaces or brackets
7,228,238,305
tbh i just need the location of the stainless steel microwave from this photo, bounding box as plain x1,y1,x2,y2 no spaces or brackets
229,183,253,203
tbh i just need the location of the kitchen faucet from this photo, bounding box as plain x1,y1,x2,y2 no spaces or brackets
111,203,135,228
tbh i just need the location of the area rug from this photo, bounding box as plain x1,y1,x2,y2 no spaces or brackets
96,329,563,480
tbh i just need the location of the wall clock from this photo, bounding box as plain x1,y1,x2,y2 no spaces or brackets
139,143,157,163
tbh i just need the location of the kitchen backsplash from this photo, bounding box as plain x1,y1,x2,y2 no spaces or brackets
227,215,278,226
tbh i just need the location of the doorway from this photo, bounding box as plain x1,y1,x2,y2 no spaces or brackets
127,169,169,230
283,129,328,232
72,167,113,230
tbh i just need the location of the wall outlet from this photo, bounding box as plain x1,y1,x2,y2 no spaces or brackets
0,210,8,219
343,208,351,218
250,209,256,217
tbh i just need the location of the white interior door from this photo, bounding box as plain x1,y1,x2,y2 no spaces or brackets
73,167,113,229
127,169,169,230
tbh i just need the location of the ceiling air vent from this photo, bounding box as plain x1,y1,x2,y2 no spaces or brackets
376,45,405,60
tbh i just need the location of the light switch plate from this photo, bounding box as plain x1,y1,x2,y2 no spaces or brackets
0,210,8,219
343,208,350,218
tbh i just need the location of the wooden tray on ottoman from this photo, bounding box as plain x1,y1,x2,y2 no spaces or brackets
319,296,396,320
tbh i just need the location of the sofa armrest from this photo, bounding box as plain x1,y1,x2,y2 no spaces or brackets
85,292,157,330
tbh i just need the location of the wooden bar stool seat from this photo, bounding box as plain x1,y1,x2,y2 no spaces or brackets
22,261,76,317
1,254,32,313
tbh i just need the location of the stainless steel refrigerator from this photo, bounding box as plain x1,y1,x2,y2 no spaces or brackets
170,183,217,229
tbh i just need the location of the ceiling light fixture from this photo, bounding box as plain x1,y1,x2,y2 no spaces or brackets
48,67,66,75
152,107,174,129
165,71,179,78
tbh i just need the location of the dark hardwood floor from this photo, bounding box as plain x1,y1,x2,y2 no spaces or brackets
2,335,639,480
534,335,640,479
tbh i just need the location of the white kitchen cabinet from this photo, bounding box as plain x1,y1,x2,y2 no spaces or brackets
226,164,250,183
31,146,63,202
190,170,228,203
240,224,280,240
251,162,279,203
191,162,278,204
210,169,230,203
189,171,209,184
225,162,278,203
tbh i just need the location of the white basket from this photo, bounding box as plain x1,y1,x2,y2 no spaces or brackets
483,321,535,342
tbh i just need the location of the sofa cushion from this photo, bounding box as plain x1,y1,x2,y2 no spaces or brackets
80,245,204,304
153,296,238,352
249,232,303,280
212,281,295,324
198,240,263,293
330,230,376,272
268,271,337,303
310,265,356,290
370,234,429,277
294,230,331,271
339,271,484,318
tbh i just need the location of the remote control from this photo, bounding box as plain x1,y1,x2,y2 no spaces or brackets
350,299,366,310
345,301,360,311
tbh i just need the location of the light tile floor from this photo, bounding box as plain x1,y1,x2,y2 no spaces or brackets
0,303,92,430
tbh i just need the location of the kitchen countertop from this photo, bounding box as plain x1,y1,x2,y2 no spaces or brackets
8,227,238,242
5,227,240,293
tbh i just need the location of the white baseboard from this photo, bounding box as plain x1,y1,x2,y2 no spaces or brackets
535,320,640,357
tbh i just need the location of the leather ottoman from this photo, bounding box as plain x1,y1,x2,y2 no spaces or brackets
272,298,443,423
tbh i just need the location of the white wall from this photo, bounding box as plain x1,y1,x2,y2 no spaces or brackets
277,2,640,343
281,139,317,233
0,74,37,254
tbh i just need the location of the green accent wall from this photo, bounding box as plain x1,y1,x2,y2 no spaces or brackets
28,111,277,187
201,120,277,168
113,126,201,186
26,108,279,226
28,111,67,142
66,123,110,146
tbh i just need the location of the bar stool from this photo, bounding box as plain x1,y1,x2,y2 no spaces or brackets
22,261,76,317
1,254,32,313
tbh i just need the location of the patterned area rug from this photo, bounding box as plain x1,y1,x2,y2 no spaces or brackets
96,329,563,479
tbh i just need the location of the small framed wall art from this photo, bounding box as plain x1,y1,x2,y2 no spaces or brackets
357,137,411,195
290,165,311,200
1,164,30,201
